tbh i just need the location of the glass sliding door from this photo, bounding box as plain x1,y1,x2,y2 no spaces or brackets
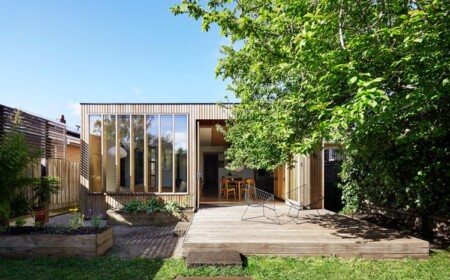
160,115,173,192
174,115,188,193
146,115,159,192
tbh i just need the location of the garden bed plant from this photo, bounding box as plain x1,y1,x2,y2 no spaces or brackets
107,198,193,226
0,209,113,257
0,208,109,236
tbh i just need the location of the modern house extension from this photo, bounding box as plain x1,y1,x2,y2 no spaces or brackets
79,103,325,215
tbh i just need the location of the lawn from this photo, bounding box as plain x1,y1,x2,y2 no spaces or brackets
0,250,448,280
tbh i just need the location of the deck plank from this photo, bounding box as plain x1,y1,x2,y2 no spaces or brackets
182,205,429,259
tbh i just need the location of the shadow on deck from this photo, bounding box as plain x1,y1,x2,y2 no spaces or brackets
182,204,429,259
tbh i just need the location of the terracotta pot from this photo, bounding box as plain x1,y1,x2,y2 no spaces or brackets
33,208,48,224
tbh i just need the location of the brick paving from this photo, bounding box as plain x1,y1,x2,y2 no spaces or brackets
106,225,183,259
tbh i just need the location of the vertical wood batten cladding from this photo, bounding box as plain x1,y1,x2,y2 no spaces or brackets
80,104,230,214
310,149,324,209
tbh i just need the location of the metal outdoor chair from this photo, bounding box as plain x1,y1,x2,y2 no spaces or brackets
241,185,280,224
284,184,323,224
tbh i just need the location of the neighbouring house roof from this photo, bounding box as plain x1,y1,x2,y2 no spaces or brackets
0,104,78,159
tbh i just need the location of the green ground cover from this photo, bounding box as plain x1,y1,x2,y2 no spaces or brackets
0,250,448,280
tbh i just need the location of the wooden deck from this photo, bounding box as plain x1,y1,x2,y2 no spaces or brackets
183,204,429,259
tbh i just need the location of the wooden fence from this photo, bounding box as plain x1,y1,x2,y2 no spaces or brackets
46,159,80,211
22,159,80,213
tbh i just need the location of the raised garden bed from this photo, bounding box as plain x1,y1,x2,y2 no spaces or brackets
0,226,113,257
107,209,193,226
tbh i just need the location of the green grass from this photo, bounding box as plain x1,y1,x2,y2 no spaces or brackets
0,250,448,280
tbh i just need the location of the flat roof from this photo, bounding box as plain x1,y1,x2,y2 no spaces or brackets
80,102,238,105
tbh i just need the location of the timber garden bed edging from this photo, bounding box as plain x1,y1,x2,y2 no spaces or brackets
106,209,194,226
0,226,113,258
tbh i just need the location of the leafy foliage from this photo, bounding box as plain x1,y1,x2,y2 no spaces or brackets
90,214,104,229
123,200,144,215
172,0,450,216
145,197,163,214
33,176,60,209
68,211,84,231
0,110,41,220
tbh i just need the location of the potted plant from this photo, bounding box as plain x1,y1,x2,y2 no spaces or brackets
32,176,60,223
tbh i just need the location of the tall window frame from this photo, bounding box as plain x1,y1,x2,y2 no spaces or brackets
88,113,189,194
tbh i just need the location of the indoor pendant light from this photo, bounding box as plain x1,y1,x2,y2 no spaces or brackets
107,142,128,158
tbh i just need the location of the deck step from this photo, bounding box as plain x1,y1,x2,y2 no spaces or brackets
186,251,243,268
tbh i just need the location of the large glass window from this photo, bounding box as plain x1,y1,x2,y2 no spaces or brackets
174,115,188,193
89,115,102,192
147,115,159,192
160,115,173,192
92,114,188,194
104,115,116,192
118,115,131,192
133,115,145,192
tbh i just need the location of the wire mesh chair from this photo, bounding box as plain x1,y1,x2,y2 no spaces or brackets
241,185,280,224
284,184,323,224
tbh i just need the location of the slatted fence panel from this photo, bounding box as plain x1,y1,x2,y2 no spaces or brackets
46,159,80,211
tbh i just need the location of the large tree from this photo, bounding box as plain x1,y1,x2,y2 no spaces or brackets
172,0,449,216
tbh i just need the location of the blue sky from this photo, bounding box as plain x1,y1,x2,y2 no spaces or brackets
0,1,233,128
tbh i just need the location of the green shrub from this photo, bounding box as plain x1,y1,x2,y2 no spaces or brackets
123,200,143,215
10,193,31,217
163,201,180,214
0,110,41,221
68,212,84,230
90,214,104,229
145,197,162,214
15,217,26,227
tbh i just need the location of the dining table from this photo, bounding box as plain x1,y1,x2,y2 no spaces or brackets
228,179,245,200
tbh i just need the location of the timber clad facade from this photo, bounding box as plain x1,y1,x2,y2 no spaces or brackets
80,103,324,215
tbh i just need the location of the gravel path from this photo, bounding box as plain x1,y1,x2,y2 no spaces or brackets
48,214,183,259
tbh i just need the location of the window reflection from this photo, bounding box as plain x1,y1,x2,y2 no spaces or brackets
133,115,144,192
92,114,188,194
147,115,159,192
89,115,102,192
175,115,188,193
118,115,131,192
104,115,116,192
160,115,173,192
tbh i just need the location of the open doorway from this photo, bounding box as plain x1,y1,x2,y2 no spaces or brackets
203,154,219,197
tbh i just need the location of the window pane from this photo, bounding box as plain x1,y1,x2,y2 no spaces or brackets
147,115,159,192
174,115,188,193
104,115,116,192
160,115,173,192
132,115,144,192
118,115,131,192
89,115,102,192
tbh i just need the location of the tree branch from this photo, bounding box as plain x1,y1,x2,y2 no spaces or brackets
339,0,347,50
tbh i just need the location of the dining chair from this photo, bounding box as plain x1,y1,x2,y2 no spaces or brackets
220,178,236,200
241,178,255,199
